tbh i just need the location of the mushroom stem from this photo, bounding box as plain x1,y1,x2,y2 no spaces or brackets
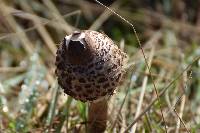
88,99,108,133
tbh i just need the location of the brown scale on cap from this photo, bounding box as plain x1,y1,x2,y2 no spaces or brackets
55,30,127,102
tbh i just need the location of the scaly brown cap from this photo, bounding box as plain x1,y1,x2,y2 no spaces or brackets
55,30,127,102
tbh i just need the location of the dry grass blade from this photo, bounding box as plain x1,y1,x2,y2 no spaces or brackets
94,0,167,132
110,79,132,131
0,66,26,73
174,71,191,133
0,0,34,54
19,0,57,56
0,0,54,85
174,92,190,133
0,9,80,40
124,56,200,132
131,45,155,132
89,0,121,30
175,94,187,133
42,0,74,34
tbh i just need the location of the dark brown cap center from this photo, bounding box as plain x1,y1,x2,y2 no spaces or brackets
68,40,85,56
64,36,93,65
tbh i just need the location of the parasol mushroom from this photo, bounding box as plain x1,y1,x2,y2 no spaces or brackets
55,30,127,132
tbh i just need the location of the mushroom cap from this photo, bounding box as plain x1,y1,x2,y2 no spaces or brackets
55,30,127,102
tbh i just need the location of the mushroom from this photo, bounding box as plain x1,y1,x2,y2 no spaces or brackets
55,30,127,132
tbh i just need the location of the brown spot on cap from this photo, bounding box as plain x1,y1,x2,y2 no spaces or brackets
79,78,86,83
98,77,107,83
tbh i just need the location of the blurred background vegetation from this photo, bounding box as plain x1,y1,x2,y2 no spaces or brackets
0,0,200,132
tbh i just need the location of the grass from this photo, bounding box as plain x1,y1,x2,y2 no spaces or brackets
0,0,200,132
